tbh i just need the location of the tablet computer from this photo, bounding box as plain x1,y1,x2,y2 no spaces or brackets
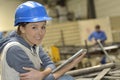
52,49,87,73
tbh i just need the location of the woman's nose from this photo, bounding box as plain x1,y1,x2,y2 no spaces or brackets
38,28,45,34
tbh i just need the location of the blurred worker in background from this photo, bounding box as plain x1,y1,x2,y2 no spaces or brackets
0,1,86,80
88,25,107,45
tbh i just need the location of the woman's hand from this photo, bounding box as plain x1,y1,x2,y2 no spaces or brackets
70,52,86,66
20,67,45,80
53,52,86,79
62,52,86,69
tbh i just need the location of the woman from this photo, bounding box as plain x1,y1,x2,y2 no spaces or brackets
0,1,86,80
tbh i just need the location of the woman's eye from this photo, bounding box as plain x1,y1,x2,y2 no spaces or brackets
32,27,37,29
41,26,46,29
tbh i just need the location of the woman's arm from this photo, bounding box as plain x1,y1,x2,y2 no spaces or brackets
20,52,86,80
20,67,52,80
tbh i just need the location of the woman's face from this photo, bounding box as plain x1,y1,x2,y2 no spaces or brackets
20,21,46,46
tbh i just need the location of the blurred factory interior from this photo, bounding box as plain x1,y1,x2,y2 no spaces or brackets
1,0,120,80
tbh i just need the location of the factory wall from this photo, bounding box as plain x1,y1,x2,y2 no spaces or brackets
1,0,120,46
67,0,120,19
0,0,23,31
109,16,120,42
66,0,88,19
43,17,114,46
1,0,120,31
94,0,120,18
42,21,80,46
43,16,120,46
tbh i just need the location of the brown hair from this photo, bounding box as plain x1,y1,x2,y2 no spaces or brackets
95,25,100,29
17,22,29,35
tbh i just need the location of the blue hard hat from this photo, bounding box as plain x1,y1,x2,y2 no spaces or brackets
14,1,52,26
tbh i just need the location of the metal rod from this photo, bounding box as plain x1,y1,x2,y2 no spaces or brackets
96,40,113,62
52,49,87,73
66,63,115,76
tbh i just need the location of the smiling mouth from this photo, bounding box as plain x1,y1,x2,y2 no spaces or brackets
35,37,40,39
36,38,41,41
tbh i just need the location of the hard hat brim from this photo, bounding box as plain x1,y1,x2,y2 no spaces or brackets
14,17,52,26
